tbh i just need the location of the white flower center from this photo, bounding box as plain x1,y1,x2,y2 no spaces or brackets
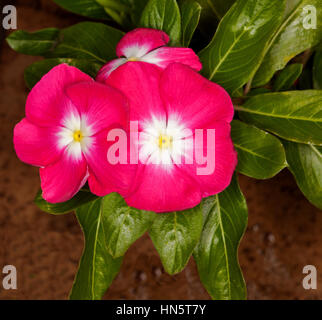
127,56,140,62
57,111,92,159
123,45,149,59
123,45,162,65
158,134,173,149
139,116,193,167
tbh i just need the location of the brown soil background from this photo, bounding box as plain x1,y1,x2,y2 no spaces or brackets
0,0,322,300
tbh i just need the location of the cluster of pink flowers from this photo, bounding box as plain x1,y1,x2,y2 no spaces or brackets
14,28,237,213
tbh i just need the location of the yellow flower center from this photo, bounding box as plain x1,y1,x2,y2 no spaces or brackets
128,57,139,61
73,130,83,142
158,134,173,149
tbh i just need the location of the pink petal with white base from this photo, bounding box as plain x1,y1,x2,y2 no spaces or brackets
116,28,169,58
160,63,234,129
178,122,237,197
142,47,202,71
14,118,63,167
96,58,127,82
40,150,88,203
66,81,129,135
26,64,92,127
106,62,165,124
85,128,137,197
124,163,202,212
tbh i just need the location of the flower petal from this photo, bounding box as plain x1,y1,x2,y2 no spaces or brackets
106,62,166,125
116,28,169,58
13,118,63,167
26,64,92,127
40,150,88,203
65,81,129,135
85,129,137,197
96,58,127,82
124,163,202,212
142,47,202,71
177,122,237,198
160,63,234,129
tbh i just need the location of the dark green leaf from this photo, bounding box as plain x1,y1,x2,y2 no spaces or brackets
196,0,236,20
35,188,98,215
299,67,313,89
130,0,150,26
191,1,218,36
140,0,182,46
283,140,322,209
46,22,124,64
101,193,156,258
247,87,271,96
8,22,123,64
6,28,59,55
273,63,303,91
237,90,322,145
231,120,286,179
313,51,322,89
24,58,102,89
53,0,110,20
180,0,201,46
95,0,149,27
149,205,203,275
70,199,123,300
199,0,285,94
253,0,322,86
194,174,247,300
97,0,132,26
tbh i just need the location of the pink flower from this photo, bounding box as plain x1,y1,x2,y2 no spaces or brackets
104,62,237,212
96,28,202,81
13,64,130,203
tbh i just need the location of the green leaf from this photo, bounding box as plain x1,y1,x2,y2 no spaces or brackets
231,120,287,179
199,0,286,94
7,22,123,64
54,0,140,27
96,0,132,26
194,174,248,300
24,58,102,89
6,28,59,55
313,51,322,89
53,0,110,20
180,0,201,46
283,140,322,209
253,0,322,87
101,193,156,258
95,0,149,27
149,205,203,275
46,22,123,64
70,199,123,300
140,0,182,46
35,188,99,215
273,63,303,91
298,67,313,89
237,90,322,145
196,0,236,20
247,87,271,96
130,0,150,26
